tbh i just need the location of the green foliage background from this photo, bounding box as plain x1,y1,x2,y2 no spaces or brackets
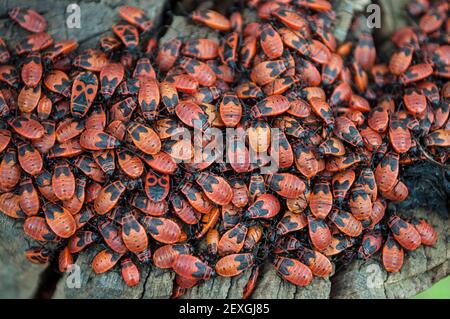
414,276,450,299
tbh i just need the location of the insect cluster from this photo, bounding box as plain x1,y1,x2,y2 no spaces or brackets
0,0,447,298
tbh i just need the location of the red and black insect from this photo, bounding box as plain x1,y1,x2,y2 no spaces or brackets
127,122,161,155
17,141,43,176
348,184,372,221
156,39,182,72
411,219,437,246
329,208,362,237
172,254,214,280
15,32,53,55
145,171,170,202
242,265,261,299
141,152,177,175
118,5,152,31
219,93,242,127
331,170,355,203
110,98,137,122
218,31,239,68
400,63,433,84
358,230,383,259
273,8,310,35
80,129,121,151
183,39,219,61
62,187,82,218
251,60,287,86
322,53,343,85
55,118,84,144
58,246,73,272
273,211,308,238
21,52,42,88
18,178,40,216
196,172,232,206
71,71,98,117
159,81,179,114
92,249,123,274
382,236,404,273
34,170,58,203
298,246,332,278
112,22,139,49
206,229,219,255
192,87,221,105
259,23,283,59
215,253,254,277
43,203,76,238
179,57,216,87
192,10,231,31
73,49,108,72
0,149,20,194
245,194,281,219
235,82,264,100
117,150,143,179
68,230,97,253
141,216,182,244
310,181,333,219
175,100,209,131
273,256,313,286
153,244,190,269
251,95,290,118
51,161,75,201
94,181,126,215
388,216,421,251
100,63,124,100
217,223,248,256
44,70,71,97
9,8,47,33
137,79,159,121
334,116,363,147
25,247,49,264
307,214,332,251
122,212,148,254
93,150,116,175
0,38,10,63
43,39,78,64
121,257,140,287
9,116,45,140
18,84,40,114
134,57,156,80
267,173,306,199
171,194,200,225
375,152,399,192
98,218,127,254
0,65,19,88
389,45,414,75
0,192,26,219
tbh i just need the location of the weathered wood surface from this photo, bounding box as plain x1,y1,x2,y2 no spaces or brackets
0,0,449,299
0,213,46,298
